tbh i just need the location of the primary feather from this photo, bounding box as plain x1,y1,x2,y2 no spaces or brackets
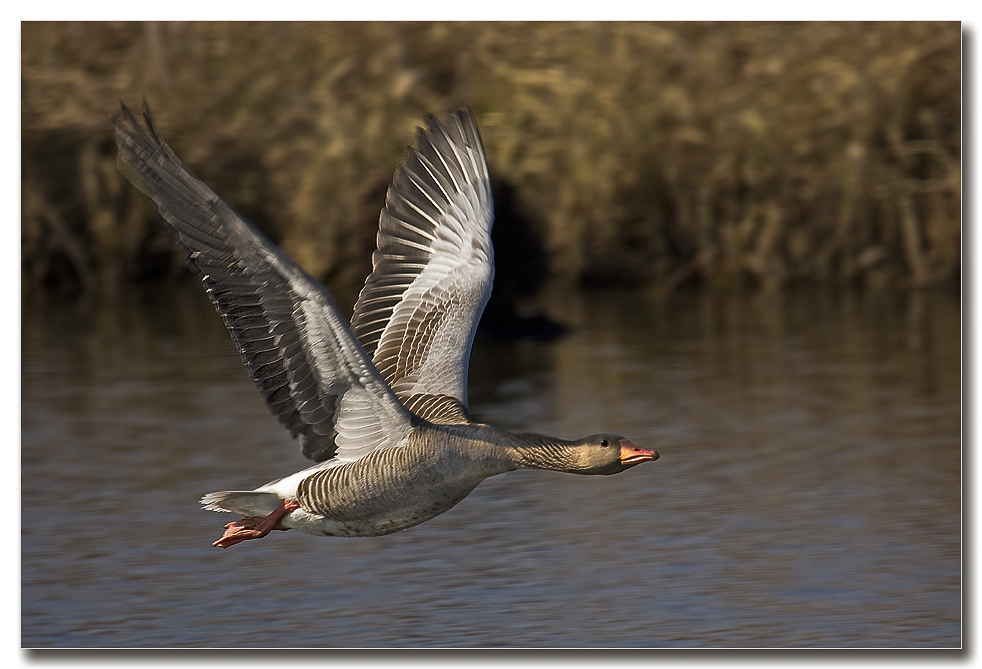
115,100,415,464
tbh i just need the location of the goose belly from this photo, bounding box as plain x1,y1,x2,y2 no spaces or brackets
286,481,481,537
286,448,497,537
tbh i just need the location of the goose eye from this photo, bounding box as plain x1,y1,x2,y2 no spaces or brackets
600,439,609,447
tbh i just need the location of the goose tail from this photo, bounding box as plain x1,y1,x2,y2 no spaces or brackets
200,490,283,517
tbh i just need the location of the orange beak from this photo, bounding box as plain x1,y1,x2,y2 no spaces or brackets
619,439,659,466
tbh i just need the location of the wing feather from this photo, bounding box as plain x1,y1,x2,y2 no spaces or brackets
350,110,494,425
114,100,415,463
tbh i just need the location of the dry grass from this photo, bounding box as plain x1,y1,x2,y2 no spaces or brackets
21,21,960,296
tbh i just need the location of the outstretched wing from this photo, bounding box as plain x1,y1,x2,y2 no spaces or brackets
349,110,494,425
114,100,415,464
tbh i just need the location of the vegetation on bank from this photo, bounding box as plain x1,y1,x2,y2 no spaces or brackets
22,22,960,297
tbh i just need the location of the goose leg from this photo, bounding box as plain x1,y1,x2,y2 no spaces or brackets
212,499,301,548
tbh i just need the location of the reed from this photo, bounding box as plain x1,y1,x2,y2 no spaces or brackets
21,21,960,296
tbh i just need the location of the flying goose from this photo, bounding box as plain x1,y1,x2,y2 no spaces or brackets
114,100,658,548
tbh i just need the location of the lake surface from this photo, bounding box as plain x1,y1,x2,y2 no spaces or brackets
21,284,961,648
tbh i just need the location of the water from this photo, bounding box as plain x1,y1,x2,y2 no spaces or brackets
21,284,960,647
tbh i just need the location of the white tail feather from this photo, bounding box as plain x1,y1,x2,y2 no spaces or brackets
200,491,282,517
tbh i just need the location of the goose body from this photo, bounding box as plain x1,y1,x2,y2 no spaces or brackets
114,102,658,548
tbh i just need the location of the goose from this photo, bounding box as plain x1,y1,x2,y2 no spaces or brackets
114,100,658,548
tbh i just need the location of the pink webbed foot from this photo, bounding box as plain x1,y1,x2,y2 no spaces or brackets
212,499,300,548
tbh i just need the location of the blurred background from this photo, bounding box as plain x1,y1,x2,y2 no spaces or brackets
21,22,960,648
22,21,959,297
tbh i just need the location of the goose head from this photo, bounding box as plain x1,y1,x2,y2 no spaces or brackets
575,435,659,474
516,434,659,475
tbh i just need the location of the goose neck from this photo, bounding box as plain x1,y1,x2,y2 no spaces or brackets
508,432,578,471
